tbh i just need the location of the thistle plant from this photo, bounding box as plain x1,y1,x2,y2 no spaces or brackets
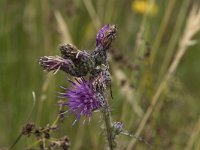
39,24,117,77
38,24,127,149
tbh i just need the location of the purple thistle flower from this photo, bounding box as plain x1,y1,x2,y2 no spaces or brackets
59,78,104,125
96,24,118,49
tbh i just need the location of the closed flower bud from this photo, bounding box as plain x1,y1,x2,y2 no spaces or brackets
96,24,117,49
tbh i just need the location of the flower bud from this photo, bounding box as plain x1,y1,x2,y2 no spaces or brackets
96,24,117,49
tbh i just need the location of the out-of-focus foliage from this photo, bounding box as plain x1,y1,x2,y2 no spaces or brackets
132,0,158,16
0,0,200,149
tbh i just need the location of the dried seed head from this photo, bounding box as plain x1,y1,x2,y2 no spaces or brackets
22,123,35,137
60,136,71,150
34,129,42,138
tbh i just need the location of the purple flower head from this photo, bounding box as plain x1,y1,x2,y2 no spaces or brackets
38,56,65,72
38,56,75,74
59,78,104,125
96,24,118,49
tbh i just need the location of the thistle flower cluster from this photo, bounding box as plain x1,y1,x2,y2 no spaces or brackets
38,24,126,149
39,24,117,121
39,24,117,77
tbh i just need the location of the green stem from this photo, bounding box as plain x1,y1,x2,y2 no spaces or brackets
102,104,114,150
8,133,23,150
51,105,63,128
51,115,60,127
25,139,42,149
157,0,190,82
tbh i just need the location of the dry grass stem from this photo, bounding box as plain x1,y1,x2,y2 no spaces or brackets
114,68,143,117
127,5,200,150
185,118,200,150
151,0,176,63
83,0,101,29
54,10,73,43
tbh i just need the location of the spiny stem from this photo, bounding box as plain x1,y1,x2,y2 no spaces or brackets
102,104,114,150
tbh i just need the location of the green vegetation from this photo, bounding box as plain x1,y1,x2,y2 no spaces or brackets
0,0,200,149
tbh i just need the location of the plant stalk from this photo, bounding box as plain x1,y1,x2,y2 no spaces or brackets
102,106,114,150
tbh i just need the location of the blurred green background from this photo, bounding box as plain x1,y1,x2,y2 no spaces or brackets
1,0,200,149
